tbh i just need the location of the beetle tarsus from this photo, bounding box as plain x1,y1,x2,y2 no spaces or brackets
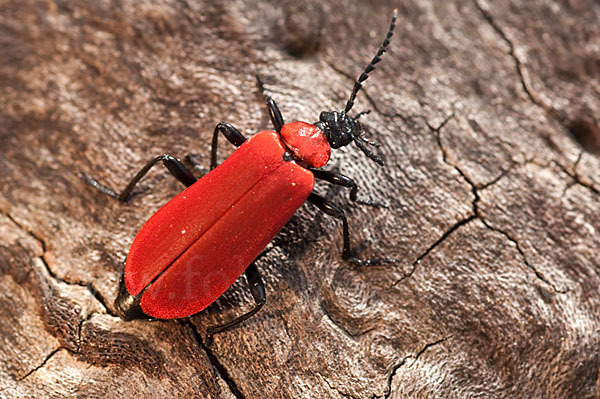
353,137,385,166
353,198,388,208
354,110,371,120
78,172,119,199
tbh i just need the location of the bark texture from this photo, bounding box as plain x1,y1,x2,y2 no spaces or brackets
1,0,599,398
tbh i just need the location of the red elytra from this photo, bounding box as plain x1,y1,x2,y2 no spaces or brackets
125,129,317,319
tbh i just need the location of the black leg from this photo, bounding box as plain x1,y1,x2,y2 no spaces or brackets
256,76,284,133
311,169,386,207
80,154,197,202
307,193,392,266
205,262,266,345
211,122,247,170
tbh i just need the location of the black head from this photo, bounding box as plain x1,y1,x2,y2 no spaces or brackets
314,10,397,166
315,111,356,148
315,110,383,165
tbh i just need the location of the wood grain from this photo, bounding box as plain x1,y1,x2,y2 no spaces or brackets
1,0,598,397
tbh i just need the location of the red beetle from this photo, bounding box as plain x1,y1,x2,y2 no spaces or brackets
82,11,397,340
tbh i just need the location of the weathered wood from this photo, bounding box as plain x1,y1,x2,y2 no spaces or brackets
1,0,598,397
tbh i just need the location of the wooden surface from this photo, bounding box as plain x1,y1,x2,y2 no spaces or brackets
1,0,599,397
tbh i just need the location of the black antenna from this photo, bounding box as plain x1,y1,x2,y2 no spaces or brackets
344,10,398,114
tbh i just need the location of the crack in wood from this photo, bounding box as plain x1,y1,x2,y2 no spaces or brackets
184,320,246,399
433,116,566,292
393,214,476,287
474,0,600,157
424,112,455,134
18,347,64,381
391,113,478,286
376,335,453,399
554,156,600,196
76,311,101,353
84,282,112,316
472,0,551,115
2,210,115,317
479,219,567,294
313,370,360,399
3,212,79,286
391,116,566,294
432,121,566,293
3,212,66,284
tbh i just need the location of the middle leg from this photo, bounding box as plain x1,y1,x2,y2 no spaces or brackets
308,193,392,266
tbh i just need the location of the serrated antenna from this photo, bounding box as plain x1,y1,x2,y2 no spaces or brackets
344,10,398,114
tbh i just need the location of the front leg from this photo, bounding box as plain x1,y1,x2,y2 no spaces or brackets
311,169,386,207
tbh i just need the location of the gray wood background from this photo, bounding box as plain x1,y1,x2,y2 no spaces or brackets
1,0,598,397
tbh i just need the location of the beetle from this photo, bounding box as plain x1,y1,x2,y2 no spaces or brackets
81,11,397,341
